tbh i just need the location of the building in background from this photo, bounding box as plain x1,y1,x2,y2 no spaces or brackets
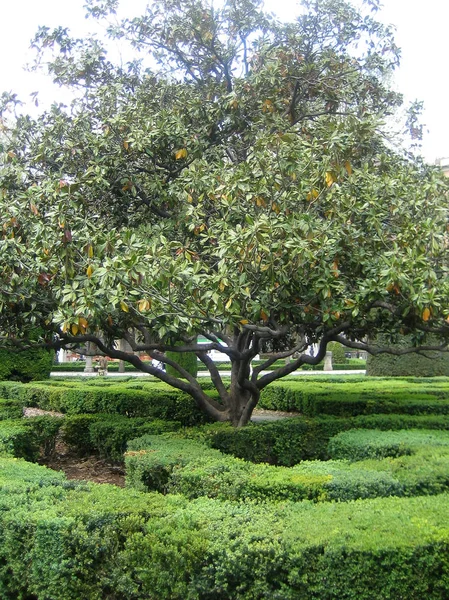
435,157,449,176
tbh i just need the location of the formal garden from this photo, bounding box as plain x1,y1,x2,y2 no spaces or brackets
0,373,448,598
1,0,449,596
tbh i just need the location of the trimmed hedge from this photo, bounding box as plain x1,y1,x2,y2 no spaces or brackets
258,378,449,415
0,380,212,426
125,429,449,502
0,456,449,599
0,416,62,461
62,413,181,461
203,413,449,465
166,343,198,379
366,334,449,377
0,346,54,382
0,399,23,421
328,428,449,461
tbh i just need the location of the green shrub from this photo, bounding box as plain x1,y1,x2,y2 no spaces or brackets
0,399,23,421
0,380,212,425
205,413,449,465
0,416,61,460
62,413,181,461
328,428,449,460
258,378,449,416
166,342,198,379
125,430,449,503
0,346,54,382
367,334,449,376
1,449,449,598
328,341,347,365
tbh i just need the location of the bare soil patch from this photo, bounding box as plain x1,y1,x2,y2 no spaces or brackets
23,407,125,486
39,439,126,487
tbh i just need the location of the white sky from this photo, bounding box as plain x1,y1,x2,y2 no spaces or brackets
1,0,448,162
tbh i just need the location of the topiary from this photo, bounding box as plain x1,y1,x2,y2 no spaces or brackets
327,342,347,366
166,342,198,379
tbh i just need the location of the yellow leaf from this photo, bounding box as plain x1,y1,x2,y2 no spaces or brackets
422,307,431,321
306,189,319,201
138,299,151,312
87,244,94,258
255,196,267,208
123,140,130,151
86,265,93,278
271,202,280,214
325,172,336,187
344,161,353,175
230,99,238,109
225,298,232,310
79,317,88,331
260,309,268,321
175,148,187,160
120,301,129,313
332,259,339,277
71,323,79,335
219,280,225,292
262,99,274,113
240,319,249,325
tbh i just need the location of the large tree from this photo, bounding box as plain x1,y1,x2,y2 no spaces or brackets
0,0,448,425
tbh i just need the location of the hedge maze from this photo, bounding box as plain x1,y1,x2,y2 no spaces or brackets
0,377,449,598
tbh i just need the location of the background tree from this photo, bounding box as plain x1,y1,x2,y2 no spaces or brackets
0,0,448,425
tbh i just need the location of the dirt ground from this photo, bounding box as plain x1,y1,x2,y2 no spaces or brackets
40,439,126,487
24,407,125,486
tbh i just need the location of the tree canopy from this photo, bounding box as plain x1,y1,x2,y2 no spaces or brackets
1,0,448,425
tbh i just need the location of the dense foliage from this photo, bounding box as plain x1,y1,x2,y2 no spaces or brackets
1,375,449,596
0,0,448,424
0,346,54,382
367,334,449,376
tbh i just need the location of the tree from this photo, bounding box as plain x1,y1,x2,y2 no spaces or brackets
0,0,448,425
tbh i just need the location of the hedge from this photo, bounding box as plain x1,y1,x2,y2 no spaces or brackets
0,380,212,426
124,429,449,503
61,413,181,461
0,345,54,382
366,334,449,377
0,399,23,421
0,416,62,461
166,343,198,379
258,378,449,415
203,413,449,465
328,428,449,461
0,452,449,598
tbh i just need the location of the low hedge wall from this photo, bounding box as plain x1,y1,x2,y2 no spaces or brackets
62,414,181,462
258,379,449,415
0,416,62,461
0,453,449,598
0,380,212,426
0,399,23,421
203,413,449,465
51,360,365,373
124,430,449,503
328,428,449,461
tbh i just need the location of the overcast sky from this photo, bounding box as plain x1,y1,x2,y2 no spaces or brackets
1,0,448,162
